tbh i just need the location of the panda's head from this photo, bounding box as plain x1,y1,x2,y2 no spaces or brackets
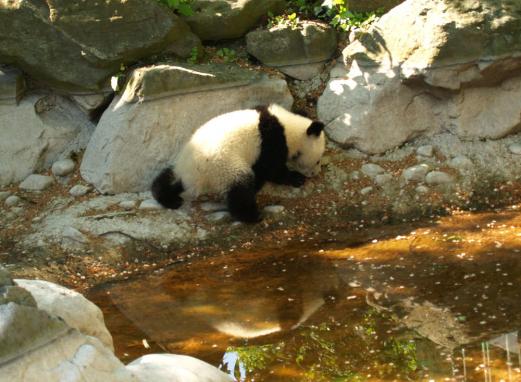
267,104,326,177
290,120,326,177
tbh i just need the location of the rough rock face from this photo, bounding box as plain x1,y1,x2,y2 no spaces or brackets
318,0,521,154
80,64,293,194
0,66,25,105
0,0,201,91
15,279,114,351
183,0,285,41
0,94,95,185
344,0,521,89
246,21,337,80
2,329,136,382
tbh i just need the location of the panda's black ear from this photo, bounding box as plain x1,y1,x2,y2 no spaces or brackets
307,121,324,137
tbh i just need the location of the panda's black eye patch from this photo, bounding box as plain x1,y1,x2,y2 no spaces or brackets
292,151,302,160
316,160,320,164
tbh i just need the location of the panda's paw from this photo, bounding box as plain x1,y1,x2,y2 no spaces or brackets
288,171,307,187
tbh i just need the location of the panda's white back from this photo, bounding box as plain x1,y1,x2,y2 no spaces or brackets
175,109,262,197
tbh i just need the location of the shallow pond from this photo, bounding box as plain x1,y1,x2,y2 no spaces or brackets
89,206,521,381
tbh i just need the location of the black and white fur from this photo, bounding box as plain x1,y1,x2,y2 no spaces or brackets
151,104,325,223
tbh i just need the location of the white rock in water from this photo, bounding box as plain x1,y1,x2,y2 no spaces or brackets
206,211,230,223
448,155,473,170
139,199,162,210
426,171,453,185
14,279,114,350
126,354,233,382
374,173,392,186
200,202,227,212
62,226,88,244
360,186,373,195
508,143,521,155
416,185,429,194
402,164,429,182
69,184,91,197
51,159,76,177
19,174,54,191
119,200,136,210
264,205,285,214
5,195,21,207
416,145,434,157
361,163,385,178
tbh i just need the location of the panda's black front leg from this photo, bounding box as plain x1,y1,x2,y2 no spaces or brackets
227,175,261,223
269,165,307,187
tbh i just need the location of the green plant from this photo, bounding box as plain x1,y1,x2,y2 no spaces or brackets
215,48,237,63
271,0,382,31
187,46,200,64
157,0,193,16
267,11,301,29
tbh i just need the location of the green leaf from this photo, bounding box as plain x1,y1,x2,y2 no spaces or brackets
177,3,193,16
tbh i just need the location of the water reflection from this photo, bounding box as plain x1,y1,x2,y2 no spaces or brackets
220,351,246,382
87,208,521,381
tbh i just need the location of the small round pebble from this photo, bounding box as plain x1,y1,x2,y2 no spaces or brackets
119,200,136,210
5,195,21,207
449,155,473,170
508,143,521,155
402,164,429,182
360,186,373,195
19,174,54,191
361,163,385,178
69,184,91,197
416,145,434,157
139,199,163,210
51,159,76,177
350,171,360,181
426,171,453,185
374,173,392,186
416,185,429,194
264,205,285,215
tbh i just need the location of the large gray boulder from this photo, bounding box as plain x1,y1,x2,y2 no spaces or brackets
80,64,293,194
183,0,285,41
344,0,521,89
15,279,114,351
1,327,136,382
0,94,95,185
0,0,201,91
318,0,521,154
246,21,337,80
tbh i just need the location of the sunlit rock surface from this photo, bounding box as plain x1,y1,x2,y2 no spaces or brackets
318,0,521,153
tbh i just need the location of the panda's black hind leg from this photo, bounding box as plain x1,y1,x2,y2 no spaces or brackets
227,175,261,223
151,167,184,209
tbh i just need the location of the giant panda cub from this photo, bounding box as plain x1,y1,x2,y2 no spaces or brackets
151,104,326,223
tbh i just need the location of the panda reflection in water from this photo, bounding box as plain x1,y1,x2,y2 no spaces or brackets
151,104,326,223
